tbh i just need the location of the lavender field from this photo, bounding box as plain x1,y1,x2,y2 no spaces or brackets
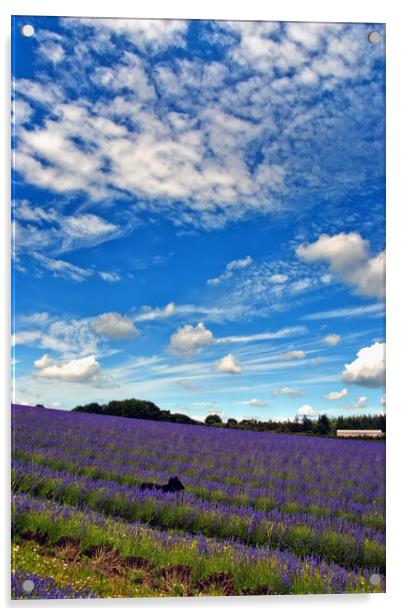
11,404,385,599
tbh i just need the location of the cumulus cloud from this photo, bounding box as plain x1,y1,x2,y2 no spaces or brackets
207,256,253,286
278,350,306,360
214,353,243,374
91,313,138,340
247,398,268,407
272,386,305,398
323,333,341,346
354,396,368,409
33,354,108,386
341,342,385,388
297,404,317,417
33,354,54,369
169,322,214,355
324,388,348,401
380,393,386,406
297,233,385,300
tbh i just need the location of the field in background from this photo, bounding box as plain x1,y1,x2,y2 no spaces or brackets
11,404,385,599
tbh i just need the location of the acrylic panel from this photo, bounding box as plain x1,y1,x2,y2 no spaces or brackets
11,16,386,600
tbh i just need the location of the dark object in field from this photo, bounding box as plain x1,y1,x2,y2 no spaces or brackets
140,476,185,493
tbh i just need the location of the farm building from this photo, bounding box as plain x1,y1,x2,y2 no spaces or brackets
336,429,383,438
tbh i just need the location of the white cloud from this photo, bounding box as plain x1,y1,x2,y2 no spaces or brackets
217,326,306,344
269,274,288,284
33,354,107,385
247,398,268,407
380,394,386,406
13,21,384,235
91,313,138,340
208,256,253,285
297,233,385,300
287,22,327,51
32,253,93,282
278,350,306,360
272,386,304,398
99,271,121,282
175,379,206,392
12,331,41,346
136,303,176,322
324,387,348,401
63,214,118,240
39,41,65,64
33,354,54,369
12,99,33,126
14,201,124,266
323,333,341,346
297,404,317,417
214,353,243,374
290,278,312,294
302,303,384,320
65,18,188,52
320,274,332,284
169,322,214,355
19,312,50,326
227,256,253,271
354,396,368,409
341,342,385,388
134,303,242,324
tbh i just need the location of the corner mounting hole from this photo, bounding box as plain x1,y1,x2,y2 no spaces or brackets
21,24,35,38
368,31,381,44
369,573,381,586
22,579,35,593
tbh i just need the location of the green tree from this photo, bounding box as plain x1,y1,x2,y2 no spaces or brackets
302,415,313,432
205,414,223,425
315,414,331,435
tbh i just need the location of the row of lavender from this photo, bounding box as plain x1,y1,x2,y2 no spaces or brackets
11,405,386,596
12,493,384,595
12,458,385,562
12,406,385,513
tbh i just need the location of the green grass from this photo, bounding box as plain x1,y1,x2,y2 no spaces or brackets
11,501,383,598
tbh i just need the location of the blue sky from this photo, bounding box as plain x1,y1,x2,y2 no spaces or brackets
11,16,386,420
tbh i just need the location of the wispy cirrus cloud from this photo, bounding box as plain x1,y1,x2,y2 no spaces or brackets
216,326,306,344
301,303,384,321
207,256,253,286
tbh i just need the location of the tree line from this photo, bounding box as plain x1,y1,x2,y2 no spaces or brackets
71,398,385,437
205,413,386,436
71,399,199,425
